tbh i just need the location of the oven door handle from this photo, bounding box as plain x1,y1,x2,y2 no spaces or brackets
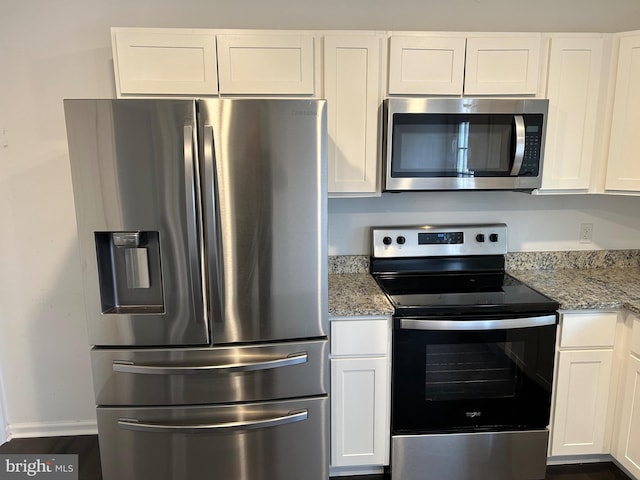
399,314,557,331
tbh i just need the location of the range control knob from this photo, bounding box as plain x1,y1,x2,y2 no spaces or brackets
476,234,485,243
383,236,393,246
396,236,406,245
489,233,499,243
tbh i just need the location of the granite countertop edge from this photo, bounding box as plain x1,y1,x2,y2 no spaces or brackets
328,251,640,317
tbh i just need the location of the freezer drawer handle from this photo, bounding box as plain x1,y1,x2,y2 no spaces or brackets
117,409,308,434
112,352,308,375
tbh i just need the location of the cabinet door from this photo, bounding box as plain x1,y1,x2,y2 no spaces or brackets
324,35,382,196
464,36,542,95
112,28,218,96
615,354,640,478
551,349,613,455
388,36,466,95
606,34,640,191
542,37,605,191
216,34,315,95
331,357,388,467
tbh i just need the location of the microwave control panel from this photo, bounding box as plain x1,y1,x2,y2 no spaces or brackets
520,118,544,176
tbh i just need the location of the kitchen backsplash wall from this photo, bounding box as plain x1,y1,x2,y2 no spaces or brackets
328,191,640,255
329,250,640,274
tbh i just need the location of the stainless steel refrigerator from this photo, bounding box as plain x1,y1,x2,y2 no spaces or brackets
64,99,328,480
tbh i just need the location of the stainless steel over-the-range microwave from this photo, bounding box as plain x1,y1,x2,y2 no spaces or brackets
383,98,549,191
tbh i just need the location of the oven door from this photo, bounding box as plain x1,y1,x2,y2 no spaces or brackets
392,313,557,434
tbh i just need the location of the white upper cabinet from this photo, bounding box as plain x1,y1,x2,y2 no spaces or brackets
216,33,316,95
464,36,542,95
605,32,640,192
388,36,466,95
324,34,383,197
540,36,607,191
112,28,219,97
387,33,542,96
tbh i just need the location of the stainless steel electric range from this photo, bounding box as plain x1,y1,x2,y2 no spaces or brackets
370,224,559,480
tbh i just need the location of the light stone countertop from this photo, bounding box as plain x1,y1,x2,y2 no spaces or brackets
328,251,640,317
507,267,640,314
328,273,394,317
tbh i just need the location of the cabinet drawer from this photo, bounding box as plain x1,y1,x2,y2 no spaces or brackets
560,312,618,348
331,319,388,356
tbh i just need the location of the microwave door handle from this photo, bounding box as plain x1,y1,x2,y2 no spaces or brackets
117,409,308,434
510,115,526,176
399,314,557,331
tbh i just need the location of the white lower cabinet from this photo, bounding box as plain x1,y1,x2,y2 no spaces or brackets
329,316,390,471
613,314,640,478
331,357,387,466
615,354,640,477
552,349,614,455
550,312,619,456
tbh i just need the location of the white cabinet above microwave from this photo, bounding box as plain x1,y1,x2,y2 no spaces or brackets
387,34,543,96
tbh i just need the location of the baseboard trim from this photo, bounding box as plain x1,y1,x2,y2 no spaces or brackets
329,465,385,477
8,420,98,440
547,454,613,465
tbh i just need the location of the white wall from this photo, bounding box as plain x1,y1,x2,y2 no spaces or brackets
0,378,6,444
0,0,640,437
328,193,640,254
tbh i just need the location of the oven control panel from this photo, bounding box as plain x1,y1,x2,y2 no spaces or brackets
372,224,507,258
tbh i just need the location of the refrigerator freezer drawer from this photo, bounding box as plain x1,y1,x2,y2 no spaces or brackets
92,339,328,405
97,396,328,480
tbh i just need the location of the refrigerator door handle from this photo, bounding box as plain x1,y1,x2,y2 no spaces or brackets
202,124,225,328
112,351,308,375
117,409,308,434
183,124,207,328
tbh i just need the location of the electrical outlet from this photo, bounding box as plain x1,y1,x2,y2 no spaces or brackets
579,223,594,244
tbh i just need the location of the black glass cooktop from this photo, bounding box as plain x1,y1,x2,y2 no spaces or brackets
373,271,559,316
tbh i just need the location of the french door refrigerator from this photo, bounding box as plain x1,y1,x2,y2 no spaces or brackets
64,99,328,480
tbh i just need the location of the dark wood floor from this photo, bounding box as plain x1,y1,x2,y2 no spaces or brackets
0,435,633,480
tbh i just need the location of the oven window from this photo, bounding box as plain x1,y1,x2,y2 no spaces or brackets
424,341,523,401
